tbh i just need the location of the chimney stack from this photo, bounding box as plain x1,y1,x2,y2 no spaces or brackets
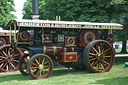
31,0,40,19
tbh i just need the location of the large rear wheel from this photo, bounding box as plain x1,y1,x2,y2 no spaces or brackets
0,44,21,72
27,54,53,79
83,40,114,73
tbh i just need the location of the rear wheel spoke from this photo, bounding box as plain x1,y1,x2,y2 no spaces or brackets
104,56,111,58
89,53,96,56
0,56,5,59
10,49,14,54
101,62,105,70
92,60,98,67
96,63,99,70
10,62,15,68
103,60,110,65
89,56,94,58
98,45,101,53
6,64,9,70
2,63,7,68
12,54,19,57
0,52,4,56
0,63,4,67
103,49,109,54
8,50,10,56
92,47,98,53
0,60,6,63
2,51,7,56
89,58,96,62
13,60,19,63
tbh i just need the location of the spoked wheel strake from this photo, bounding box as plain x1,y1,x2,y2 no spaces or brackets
27,54,53,79
0,45,21,72
84,40,114,73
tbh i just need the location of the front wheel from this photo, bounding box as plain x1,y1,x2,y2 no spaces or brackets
27,54,53,79
83,40,115,73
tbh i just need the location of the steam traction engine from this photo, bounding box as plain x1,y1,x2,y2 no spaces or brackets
0,19,123,79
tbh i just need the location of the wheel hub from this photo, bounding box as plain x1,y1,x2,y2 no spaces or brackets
97,53,104,61
6,56,12,62
38,64,44,70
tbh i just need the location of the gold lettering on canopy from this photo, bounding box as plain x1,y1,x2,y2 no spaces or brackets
17,22,122,29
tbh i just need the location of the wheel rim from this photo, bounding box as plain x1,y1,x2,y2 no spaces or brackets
0,45,21,72
19,54,30,75
28,54,53,79
87,41,114,72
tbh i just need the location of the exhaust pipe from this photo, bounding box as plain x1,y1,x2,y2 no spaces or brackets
31,0,40,19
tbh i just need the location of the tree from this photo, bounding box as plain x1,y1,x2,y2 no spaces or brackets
112,0,128,53
22,0,32,19
39,0,127,22
23,0,128,22
0,0,16,28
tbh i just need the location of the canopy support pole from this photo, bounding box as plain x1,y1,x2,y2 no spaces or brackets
16,26,20,46
42,28,44,43
9,26,12,43
14,24,17,43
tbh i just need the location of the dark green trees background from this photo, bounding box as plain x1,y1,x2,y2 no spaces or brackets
23,0,128,23
0,0,16,28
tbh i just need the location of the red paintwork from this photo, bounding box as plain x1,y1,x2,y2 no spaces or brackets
58,52,77,62
65,37,78,46
80,30,99,47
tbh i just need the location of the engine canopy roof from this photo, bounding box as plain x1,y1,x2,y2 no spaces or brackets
6,19,123,30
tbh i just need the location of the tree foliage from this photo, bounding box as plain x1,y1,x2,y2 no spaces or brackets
22,0,32,19
0,0,16,28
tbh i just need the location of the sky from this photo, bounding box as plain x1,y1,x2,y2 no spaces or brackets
12,0,27,19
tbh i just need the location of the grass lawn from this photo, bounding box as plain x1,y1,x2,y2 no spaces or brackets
0,56,128,85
